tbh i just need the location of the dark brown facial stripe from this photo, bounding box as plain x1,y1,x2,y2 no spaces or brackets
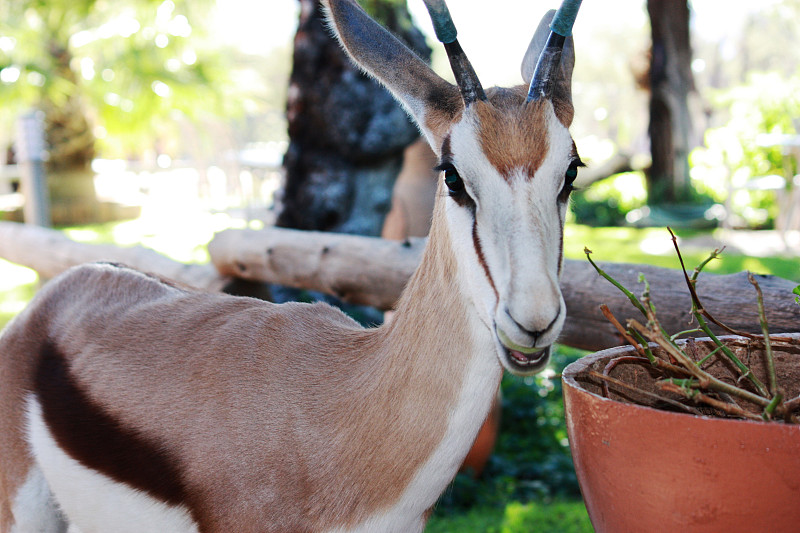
34,340,190,511
557,210,565,276
472,217,498,301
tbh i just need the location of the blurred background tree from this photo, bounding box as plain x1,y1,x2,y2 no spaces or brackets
277,0,428,236
0,0,231,172
645,0,695,205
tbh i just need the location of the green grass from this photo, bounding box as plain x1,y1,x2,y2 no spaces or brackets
0,259,39,330
426,500,592,533
565,225,800,281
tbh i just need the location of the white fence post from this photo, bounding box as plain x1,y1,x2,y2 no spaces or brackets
16,110,51,227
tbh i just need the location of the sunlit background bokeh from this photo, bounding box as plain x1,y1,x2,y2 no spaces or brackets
1,0,798,308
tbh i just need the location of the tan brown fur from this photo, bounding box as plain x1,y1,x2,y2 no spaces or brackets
422,88,463,150
551,85,575,128
475,88,549,180
473,87,575,181
0,318,39,531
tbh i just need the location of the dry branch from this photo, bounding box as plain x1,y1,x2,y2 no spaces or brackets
209,227,800,351
0,221,226,291
208,227,425,310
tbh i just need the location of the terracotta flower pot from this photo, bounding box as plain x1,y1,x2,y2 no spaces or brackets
562,333,800,533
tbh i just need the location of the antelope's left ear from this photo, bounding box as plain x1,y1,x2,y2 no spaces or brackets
520,10,576,109
324,0,462,151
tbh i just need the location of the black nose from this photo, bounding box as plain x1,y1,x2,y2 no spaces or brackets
506,305,561,346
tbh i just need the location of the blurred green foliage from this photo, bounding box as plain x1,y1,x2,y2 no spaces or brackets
565,225,800,282
0,0,234,157
0,259,37,331
691,73,800,228
426,500,592,533
569,171,647,226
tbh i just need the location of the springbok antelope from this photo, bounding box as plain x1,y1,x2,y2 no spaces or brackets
0,0,582,531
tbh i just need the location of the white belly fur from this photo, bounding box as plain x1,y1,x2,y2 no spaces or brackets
10,465,66,533
25,397,199,533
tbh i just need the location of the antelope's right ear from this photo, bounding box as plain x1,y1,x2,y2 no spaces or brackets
324,0,462,152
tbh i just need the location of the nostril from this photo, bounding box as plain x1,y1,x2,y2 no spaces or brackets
506,305,562,341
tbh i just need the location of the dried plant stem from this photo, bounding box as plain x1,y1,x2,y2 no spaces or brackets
600,304,653,361
629,319,771,409
600,354,691,398
692,311,769,397
667,228,757,339
602,356,646,398
585,248,648,318
659,382,762,421
785,395,800,411
749,272,778,397
599,305,692,378
666,229,769,397
587,229,794,423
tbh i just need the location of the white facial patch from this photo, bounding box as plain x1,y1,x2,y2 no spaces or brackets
25,397,199,533
442,103,572,369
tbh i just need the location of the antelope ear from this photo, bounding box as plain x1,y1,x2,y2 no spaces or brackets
520,10,576,103
324,0,462,153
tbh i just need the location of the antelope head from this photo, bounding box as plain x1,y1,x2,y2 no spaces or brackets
327,0,581,376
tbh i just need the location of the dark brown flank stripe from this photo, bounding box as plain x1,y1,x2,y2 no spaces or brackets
34,340,192,513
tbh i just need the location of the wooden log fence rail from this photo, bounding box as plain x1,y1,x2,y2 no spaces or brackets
1,220,798,352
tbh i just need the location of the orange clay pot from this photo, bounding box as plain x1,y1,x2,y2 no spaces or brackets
562,334,800,533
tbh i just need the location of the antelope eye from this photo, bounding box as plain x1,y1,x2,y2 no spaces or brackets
560,160,582,200
443,166,464,194
565,162,579,184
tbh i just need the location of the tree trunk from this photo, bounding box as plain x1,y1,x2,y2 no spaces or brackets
42,39,96,174
277,0,429,236
646,0,694,204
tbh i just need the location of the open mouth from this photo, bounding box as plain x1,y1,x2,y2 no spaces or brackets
496,327,551,374
503,345,551,373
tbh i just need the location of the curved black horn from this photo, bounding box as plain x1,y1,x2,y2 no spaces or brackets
422,0,486,106
527,0,582,102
